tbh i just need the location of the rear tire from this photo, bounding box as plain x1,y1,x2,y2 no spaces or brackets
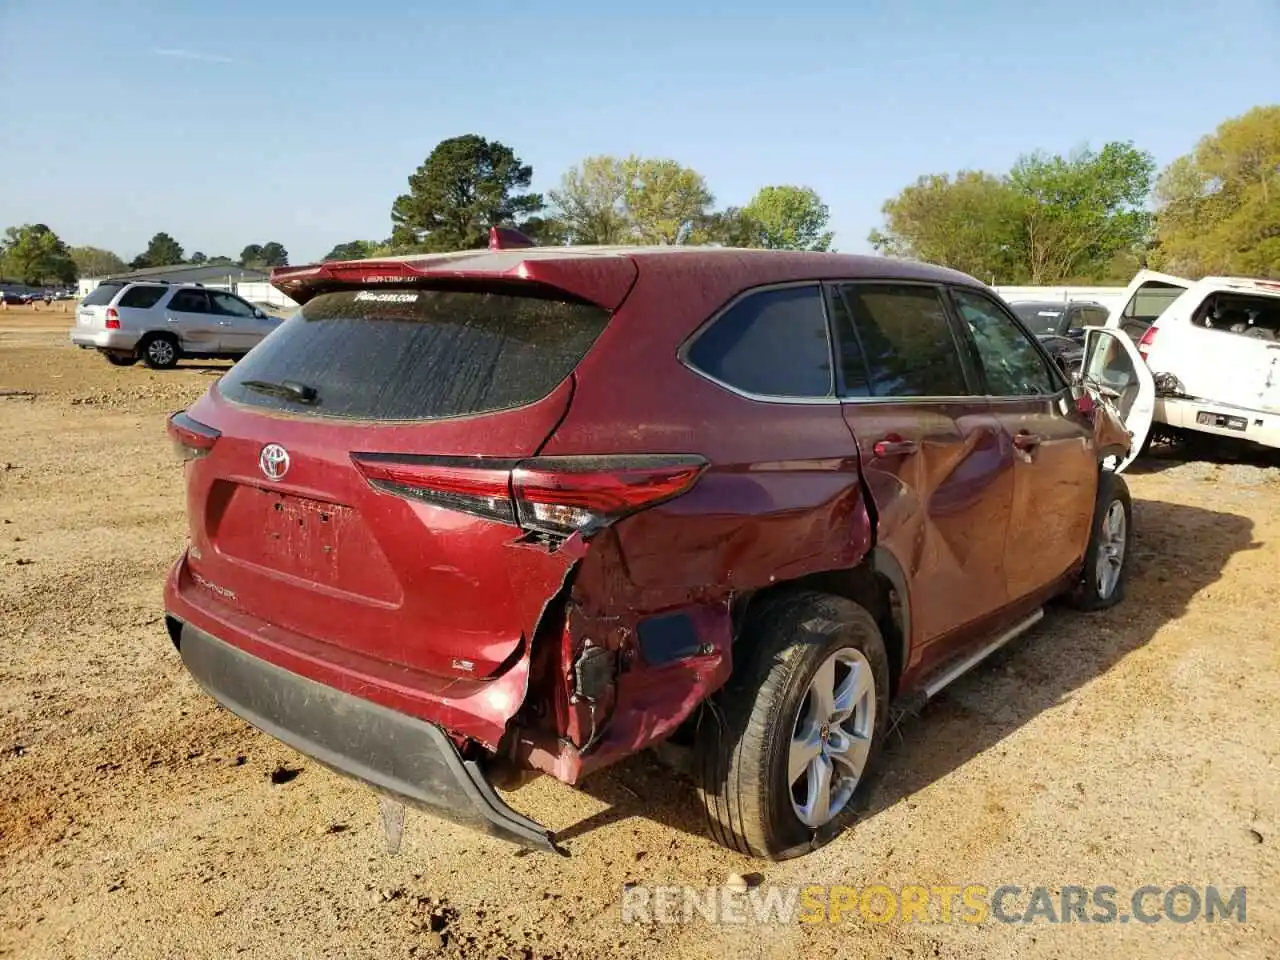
103,352,137,367
1067,470,1132,610
140,335,179,370
695,590,889,860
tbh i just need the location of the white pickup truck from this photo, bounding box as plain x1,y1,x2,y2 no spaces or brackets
1094,269,1280,453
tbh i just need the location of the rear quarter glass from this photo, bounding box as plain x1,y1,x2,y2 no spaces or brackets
81,283,124,306
216,287,611,421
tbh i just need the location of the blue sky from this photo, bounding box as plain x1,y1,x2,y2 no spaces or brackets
1,0,1276,264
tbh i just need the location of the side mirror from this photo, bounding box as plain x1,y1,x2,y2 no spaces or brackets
253,308,266,319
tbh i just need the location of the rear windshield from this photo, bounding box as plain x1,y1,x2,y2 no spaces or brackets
217,287,611,421
81,282,124,306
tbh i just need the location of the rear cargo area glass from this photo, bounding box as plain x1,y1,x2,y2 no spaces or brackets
218,288,611,420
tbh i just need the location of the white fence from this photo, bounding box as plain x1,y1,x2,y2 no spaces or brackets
993,285,1128,314
234,281,298,309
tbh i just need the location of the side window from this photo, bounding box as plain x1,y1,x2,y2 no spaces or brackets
168,289,209,313
1079,305,1109,329
686,285,833,398
210,292,256,318
951,289,1058,397
834,283,970,398
117,285,166,309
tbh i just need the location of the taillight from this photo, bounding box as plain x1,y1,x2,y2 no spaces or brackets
351,454,707,537
166,411,220,461
1137,326,1158,359
105,308,120,329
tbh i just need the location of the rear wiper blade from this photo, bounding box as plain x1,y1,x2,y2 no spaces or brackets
239,378,319,405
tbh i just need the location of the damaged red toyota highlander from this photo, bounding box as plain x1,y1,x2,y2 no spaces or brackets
163,243,1142,860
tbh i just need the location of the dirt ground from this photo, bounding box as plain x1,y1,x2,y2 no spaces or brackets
1,304,1278,959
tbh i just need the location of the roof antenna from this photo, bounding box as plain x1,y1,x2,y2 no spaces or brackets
489,226,536,251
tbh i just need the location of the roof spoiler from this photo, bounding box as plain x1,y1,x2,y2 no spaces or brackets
271,243,637,311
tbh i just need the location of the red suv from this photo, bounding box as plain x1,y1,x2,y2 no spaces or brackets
164,244,1140,860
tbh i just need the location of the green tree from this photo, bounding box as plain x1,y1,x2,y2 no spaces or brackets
869,171,1028,282
239,243,263,266
206,255,234,265
516,216,568,246
322,240,376,261
1009,141,1155,283
1151,105,1280,278
1,224,77,285
390,135,543,252
549,156,632,244
550,155,715,245
70,245,127,278
622,157,714,245
132,232,185,269
739,185,834,251
189,251,207,264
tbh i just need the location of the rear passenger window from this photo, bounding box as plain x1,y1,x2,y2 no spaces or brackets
833,284,969,398
118,286,166,309
686,285,832,398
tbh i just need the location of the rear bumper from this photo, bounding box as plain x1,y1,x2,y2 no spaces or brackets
68,329,139,351
168,616,563,854
1157,396,1280,449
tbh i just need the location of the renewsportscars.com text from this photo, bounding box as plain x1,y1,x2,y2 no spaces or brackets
621,883,1247,926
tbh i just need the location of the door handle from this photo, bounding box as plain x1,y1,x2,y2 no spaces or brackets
1012,432,1043,451
872,436,919,457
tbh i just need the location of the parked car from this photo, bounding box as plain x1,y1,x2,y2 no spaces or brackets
1009,299,1110,341
0,290,27,305
69,281,281,368
163,245,1140,861
1103,270,1280,451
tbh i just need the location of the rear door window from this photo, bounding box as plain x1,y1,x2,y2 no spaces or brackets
117,285,167,309
832,283,970,398
218,287,611,421
685,284,833,398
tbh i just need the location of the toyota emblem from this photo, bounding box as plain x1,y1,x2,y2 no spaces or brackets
259,443,290,481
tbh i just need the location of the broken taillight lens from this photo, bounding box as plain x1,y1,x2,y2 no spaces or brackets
166,411,220,461
351,454,707,536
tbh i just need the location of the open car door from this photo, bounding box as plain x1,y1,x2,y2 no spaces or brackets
1081,327,1155,474
1105,269,1192,342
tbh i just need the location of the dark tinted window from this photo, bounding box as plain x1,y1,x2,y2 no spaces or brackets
952,289,1058,396
686,285,832,398
835,284,969,398
168,289,209,313
117,285,167,309
825,286,871,397
82,282,124,306
219,287,611,421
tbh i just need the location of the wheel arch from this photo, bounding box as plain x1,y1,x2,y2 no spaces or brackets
734,550,911,696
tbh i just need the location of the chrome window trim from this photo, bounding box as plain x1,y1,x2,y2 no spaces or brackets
677,281,839,404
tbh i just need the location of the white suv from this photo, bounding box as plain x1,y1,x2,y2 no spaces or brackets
1101,270,1280,451
71,281,281,369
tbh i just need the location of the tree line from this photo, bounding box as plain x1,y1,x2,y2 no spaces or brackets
322,134,833,260
869,105,1279,283
5,105,1275,286
0,228,291,287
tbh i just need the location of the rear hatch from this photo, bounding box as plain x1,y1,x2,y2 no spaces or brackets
174,279,622,701
76,281,125,328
